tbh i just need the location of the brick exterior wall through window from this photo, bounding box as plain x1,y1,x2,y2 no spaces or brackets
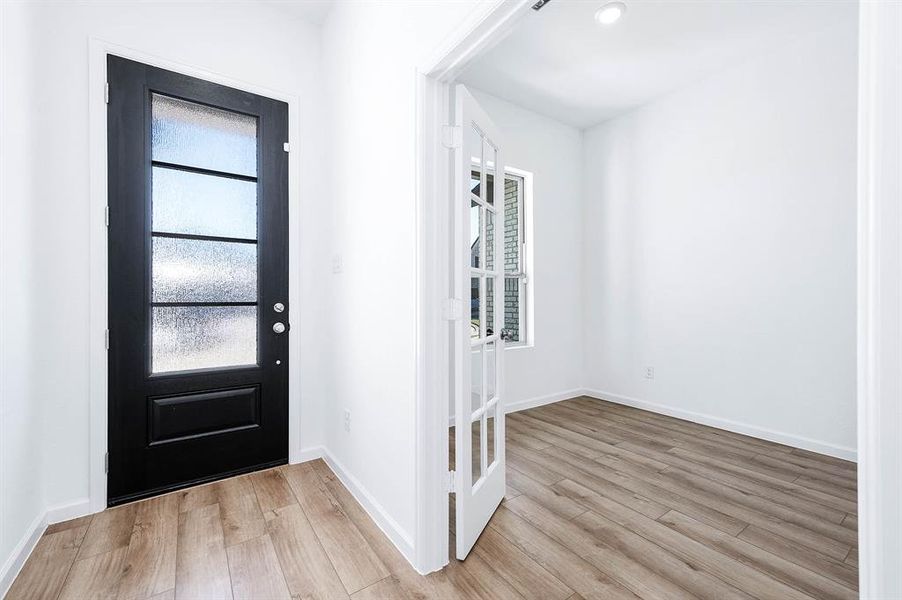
485,175,522,342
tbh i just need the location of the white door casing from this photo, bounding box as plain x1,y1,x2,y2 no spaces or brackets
453,84,506,560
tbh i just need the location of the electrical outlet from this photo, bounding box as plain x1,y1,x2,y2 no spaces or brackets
645,366,655,380
332,254,343,274
343,409,351,432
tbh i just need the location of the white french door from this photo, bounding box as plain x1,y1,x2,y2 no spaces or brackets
453,84,507,560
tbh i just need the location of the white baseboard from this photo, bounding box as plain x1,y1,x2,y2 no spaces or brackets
449,388,585,427
45,498,92,525
0,511,46,598
293,446,325,464
505,388,585,416
312,448,416,567
290,445,417,567
582,389,858,462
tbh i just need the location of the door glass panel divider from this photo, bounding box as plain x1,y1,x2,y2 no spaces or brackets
469,195,498,214
151,160,258,184
151,301,257,307
469,400,498,427
151,231,257,245
470,333,500,347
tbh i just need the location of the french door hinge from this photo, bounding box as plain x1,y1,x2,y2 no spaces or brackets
104,452,109,474
448,470,457,493
104,205,110,227
441,298,463,321
104,82,109,104
441,125,462,149
104,329,110,350
283,142,290,153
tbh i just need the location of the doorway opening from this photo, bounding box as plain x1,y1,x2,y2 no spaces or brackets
421,1,866,592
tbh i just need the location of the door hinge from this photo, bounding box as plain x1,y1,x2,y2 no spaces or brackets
448,470,457,493
441,125,462,149
104,82,109,104
104,329,110,350
104,452,109,474
104,206,110,227
283,142,290,153
442,298,463,321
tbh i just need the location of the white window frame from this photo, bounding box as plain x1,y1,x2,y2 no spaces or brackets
469,163,533,348
505,166,534,349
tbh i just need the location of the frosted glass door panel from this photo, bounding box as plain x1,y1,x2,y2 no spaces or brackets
152,306,257,373
152,94,257,177
149,92,261,374
152,237,257,303
152,167,257,239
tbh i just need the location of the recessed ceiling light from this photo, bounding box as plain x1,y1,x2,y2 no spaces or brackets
595,1,626,26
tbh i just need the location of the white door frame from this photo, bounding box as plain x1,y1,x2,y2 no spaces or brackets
856,2,902,596
415,0,895,590
413,0,533,573
87,39,303,515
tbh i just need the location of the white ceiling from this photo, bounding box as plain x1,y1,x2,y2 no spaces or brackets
264,0,333,25
459,0,856,128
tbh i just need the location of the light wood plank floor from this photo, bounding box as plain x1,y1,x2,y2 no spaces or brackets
8,397,858,599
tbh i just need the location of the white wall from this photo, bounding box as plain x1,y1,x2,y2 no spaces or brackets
581,22,858,457
320,0,485,562
0,0,45,586
0,0,330,585
463,90,585,410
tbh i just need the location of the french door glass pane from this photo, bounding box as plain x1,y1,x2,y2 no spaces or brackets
487,406,496,468
152,306,257,373
483,139,496,205
467,125,483,198
486,341,496,401
470,277,480,339
472,346,483,413
485,209,494,271
470,199,481,269
471,418,482,482
486,277,495,337
152,94,257,177
152,167,257,239
152,237,257,303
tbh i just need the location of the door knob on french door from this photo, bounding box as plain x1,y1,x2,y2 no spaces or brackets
273,322,287,334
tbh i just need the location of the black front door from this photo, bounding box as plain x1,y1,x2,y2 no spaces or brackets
107,56,289,506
